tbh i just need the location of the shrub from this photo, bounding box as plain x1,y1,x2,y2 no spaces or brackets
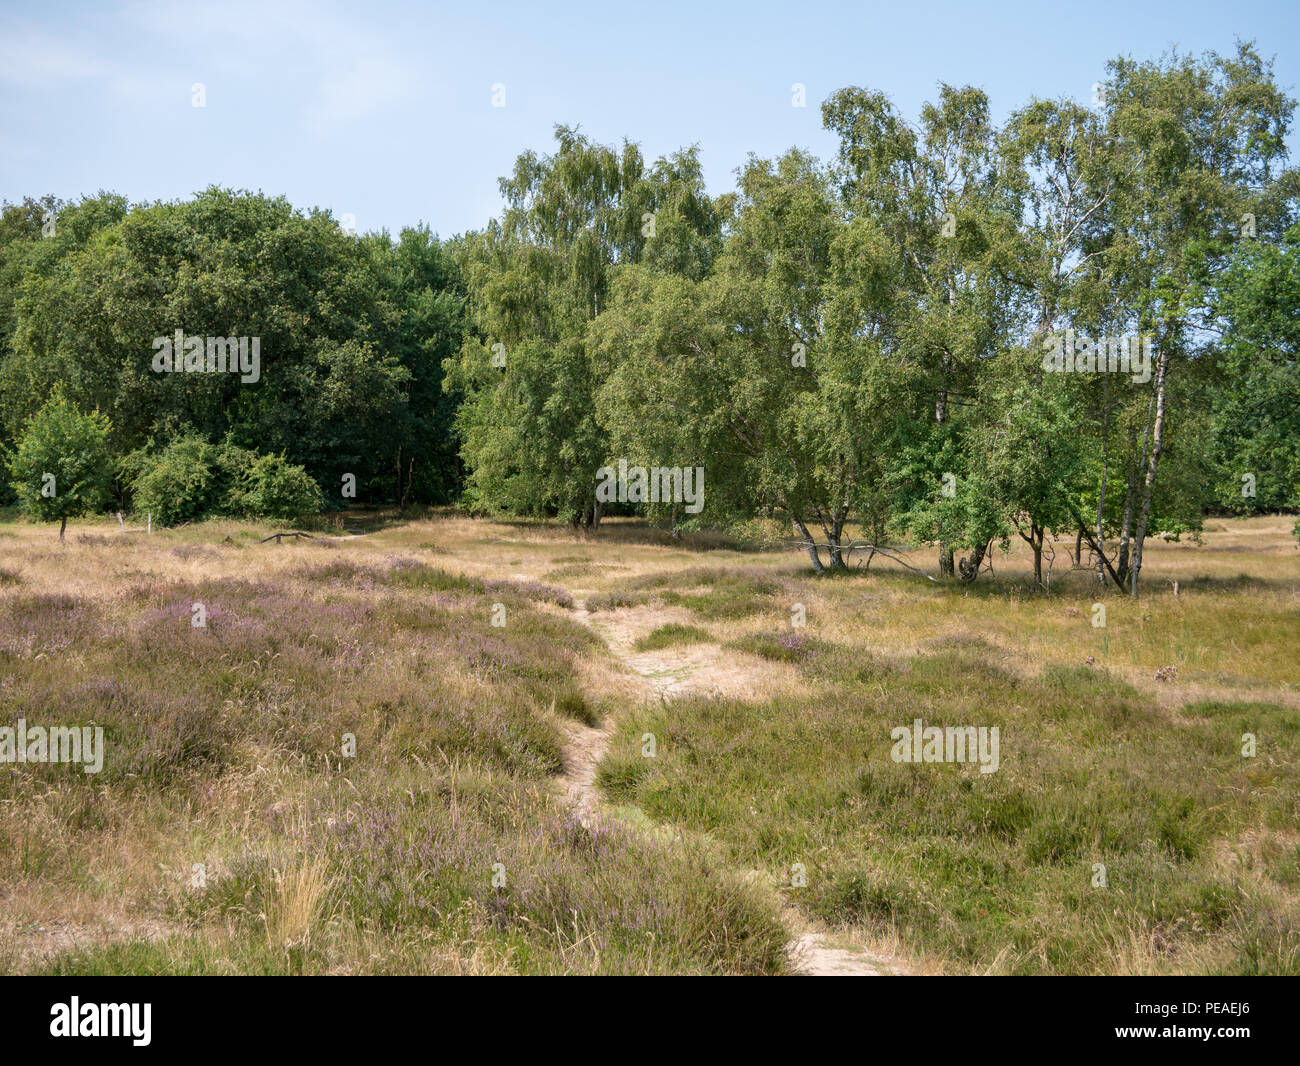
228,452,325,519
126,435,220,525
585,590,652,611
125,438,325,523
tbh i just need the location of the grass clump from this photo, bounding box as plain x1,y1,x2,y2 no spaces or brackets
585,590,653,611
728,630,827,662
634,623,715,651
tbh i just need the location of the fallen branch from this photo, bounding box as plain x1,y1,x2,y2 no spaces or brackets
842,541,941,583
256,531,317,544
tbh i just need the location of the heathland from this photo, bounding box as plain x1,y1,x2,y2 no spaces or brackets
1,510,1295,975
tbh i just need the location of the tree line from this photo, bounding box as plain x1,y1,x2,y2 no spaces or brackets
1,45,1296,594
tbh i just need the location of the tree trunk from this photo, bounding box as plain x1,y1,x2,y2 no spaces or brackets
1129,345,1170,598
1096,405,1110,586
59,515,67,541
1115,449,1139,589
792,517,826,574
958,541,987,583
827,507,849,570
1017,523,1045,587
936,377,952,578
1071,507,1126,592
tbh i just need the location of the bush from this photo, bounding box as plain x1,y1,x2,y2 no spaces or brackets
229,452,325,519
586,590,652,611
126,438,324,523
125,435,219,526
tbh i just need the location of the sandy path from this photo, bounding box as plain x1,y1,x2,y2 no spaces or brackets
553,604,616,828
558,598,908,976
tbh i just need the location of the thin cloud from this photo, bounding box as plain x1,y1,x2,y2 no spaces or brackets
0,25,116,87
120,0,421,132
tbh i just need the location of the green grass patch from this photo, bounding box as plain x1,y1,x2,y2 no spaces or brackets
634,623,715,651
728,630,828,662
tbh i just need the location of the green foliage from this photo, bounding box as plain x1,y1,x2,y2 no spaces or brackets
0,189,465,507
6,390,113,533
125,436,323,523
226,452,325,520
633,623,714,651
1209,223,1300,512
125,436,219,526
446,128,728,527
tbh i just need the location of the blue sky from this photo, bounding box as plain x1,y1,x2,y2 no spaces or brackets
2,0,1297,238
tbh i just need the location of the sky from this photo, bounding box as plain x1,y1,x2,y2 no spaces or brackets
2,0,1298,238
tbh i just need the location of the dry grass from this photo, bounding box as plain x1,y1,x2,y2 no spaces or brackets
1,508,1296,974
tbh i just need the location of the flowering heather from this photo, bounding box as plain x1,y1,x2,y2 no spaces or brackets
728,630,825,663
292,560,389,591
776,631,812,654
482,579,574,609
315,799,498,930
0,593,110,656
585,590,650,611
170,545,221,561
1,510,1298,977
0,517,796,975
138,598,230,629
424,590,479,610
288,783,785,973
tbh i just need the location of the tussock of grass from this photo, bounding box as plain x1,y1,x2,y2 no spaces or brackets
728,630,828,663
634,623,715,651
391,561,575,607
44,775,789,975
660,587,770,620
585,590,653,611
630,566,781,593
543,562,628,582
